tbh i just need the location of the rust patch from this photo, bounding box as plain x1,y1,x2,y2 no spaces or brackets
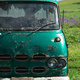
48,45,56,51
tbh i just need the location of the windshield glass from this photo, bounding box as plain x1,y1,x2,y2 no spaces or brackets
0,2,59,31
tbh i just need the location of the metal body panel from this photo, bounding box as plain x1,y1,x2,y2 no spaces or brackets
0,30,68,77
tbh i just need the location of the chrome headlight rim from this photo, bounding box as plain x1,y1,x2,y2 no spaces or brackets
58,58,67,69
47,58,58,69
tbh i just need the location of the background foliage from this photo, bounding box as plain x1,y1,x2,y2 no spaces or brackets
59,0,80,80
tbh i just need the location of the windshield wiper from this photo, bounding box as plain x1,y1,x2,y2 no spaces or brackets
27,22,55,37
0,31,12,39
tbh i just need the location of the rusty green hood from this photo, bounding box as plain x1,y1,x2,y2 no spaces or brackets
0,30,67,58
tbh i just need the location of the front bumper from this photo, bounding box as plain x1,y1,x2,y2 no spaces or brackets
34,76,70,80
0,76,70,80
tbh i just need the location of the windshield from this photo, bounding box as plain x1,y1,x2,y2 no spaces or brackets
0,2,59,31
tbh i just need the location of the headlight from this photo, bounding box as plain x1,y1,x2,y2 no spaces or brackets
58,58,67,68
47,58,58,69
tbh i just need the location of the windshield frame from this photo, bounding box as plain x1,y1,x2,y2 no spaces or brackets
0,1,60,31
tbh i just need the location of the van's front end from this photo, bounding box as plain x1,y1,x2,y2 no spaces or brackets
0,0,69,80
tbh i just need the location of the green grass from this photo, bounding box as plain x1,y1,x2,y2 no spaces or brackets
63,27,80,80
58,0,80,11
60,12,80,19
59,0,80,80
68,43,80,80
63,27,80,43
63,26,80,80
68,69,80,80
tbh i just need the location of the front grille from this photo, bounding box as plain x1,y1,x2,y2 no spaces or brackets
15,67,29,74
0,54,11,61
0,67,11,74
32,67,46,73
33,54,46,60
15,54,29,61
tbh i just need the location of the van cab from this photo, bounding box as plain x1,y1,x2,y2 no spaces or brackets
0,0,69,80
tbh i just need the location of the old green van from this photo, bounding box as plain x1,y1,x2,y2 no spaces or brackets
0,0,69,80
